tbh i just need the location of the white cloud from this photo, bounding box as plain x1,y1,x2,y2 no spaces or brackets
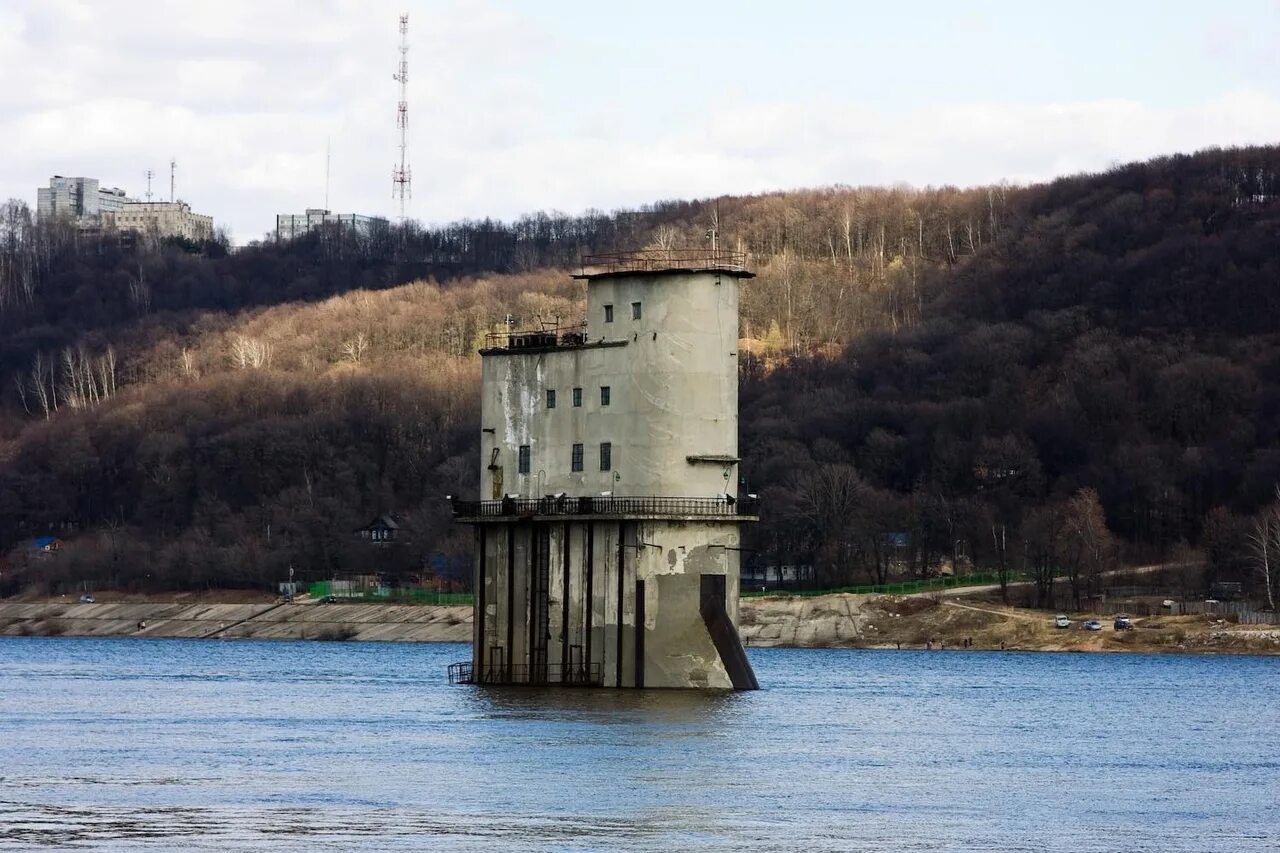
2,1,1279,243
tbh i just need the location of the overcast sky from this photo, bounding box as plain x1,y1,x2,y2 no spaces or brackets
2,0,1279,243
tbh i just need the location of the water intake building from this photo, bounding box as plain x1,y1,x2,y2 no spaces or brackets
450,249,759,690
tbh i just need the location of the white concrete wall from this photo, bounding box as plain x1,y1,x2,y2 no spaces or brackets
479,270,743,499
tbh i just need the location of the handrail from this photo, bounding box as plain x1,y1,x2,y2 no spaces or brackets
447,661,603,686
451,495,760,519
483,321,588,350
580,249,748,274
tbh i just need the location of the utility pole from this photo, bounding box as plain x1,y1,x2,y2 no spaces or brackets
169,158,176,203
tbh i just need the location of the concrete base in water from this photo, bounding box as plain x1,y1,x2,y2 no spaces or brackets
469,518,758,690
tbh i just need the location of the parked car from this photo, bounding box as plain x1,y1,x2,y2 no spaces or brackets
79,594,95,603
1114,614,1133,630
1082,620,1103,631
1054,614,1071,629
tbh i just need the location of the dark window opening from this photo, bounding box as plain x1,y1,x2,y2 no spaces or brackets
572,387,582,407
604,304,614,323
571,443,583,472
631,301,641,320
600,386,611,406
600,442,612,471
546,389,556,409
518,445,530,474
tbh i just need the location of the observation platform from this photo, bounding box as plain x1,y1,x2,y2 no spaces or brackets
450,495,760,524
574,249,755,280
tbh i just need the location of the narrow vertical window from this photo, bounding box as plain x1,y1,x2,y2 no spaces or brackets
546,389,556,409
572,387,582,407
604,304,614,323
600,386,611,406
599,442,612,471
571,443,583,472
518,445,530,474
631,301,641,320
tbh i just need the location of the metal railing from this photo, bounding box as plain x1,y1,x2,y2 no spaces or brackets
447,661,603,686
580,249,748,274
451,495,760,520
482,322,588,351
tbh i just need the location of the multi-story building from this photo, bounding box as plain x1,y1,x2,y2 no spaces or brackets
104,201,214,242
276,209,387,241
36,176,131,222
450,249,760,690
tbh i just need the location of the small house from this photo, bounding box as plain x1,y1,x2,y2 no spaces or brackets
356,514,400,545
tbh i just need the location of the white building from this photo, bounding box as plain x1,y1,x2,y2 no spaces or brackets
36,176,131,223
276,209,387,241
104,201,215,242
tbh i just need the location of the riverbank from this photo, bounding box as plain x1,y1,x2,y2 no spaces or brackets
0,599,471,643
1,593,1275,654
738,593,1280,655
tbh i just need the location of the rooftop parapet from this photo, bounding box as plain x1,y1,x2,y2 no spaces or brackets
575,249,753,279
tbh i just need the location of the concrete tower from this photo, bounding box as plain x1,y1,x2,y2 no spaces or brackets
450,250,759,690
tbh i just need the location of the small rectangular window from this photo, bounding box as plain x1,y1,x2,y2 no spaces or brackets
631,301,641,320
604,304,614,323
518,445,530,474
571,443,583,472
600,386,611,406
546,389,556,409
600,442,612,471
572,387,582,407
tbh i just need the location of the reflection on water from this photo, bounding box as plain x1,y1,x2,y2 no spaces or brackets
466,681,742,723
0,638,1277,851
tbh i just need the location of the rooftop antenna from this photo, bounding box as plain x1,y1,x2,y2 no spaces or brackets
169,158,176,203
391,13,412,222
144,169,154,202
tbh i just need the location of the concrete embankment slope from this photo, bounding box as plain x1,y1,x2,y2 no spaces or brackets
0,601,472,642
2,595,1276,653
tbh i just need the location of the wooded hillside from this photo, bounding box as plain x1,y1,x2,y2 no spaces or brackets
2,145,1278,606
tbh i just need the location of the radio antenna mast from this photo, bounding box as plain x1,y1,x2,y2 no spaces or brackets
169,158,176,203
391,13,412,221
144,169,154,202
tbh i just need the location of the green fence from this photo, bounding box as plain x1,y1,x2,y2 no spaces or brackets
740,571,1022,599
307,582,473,606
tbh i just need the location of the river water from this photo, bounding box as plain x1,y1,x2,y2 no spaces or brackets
0,638,1276,851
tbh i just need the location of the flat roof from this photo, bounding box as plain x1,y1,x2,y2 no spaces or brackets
573,249,754,280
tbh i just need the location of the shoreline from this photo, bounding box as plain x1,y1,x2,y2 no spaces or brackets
1,595,1276,656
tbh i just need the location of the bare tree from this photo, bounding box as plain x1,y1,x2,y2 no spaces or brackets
180,347,198,380
1248,488,1280,613
11,371,30,414
647,226,679,252
229,334,273,369
29,352,52,419
341,333,370,365
1063,488,1115,608
793,464,866,585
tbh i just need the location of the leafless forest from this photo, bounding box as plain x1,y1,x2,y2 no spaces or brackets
2,145,1279,607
